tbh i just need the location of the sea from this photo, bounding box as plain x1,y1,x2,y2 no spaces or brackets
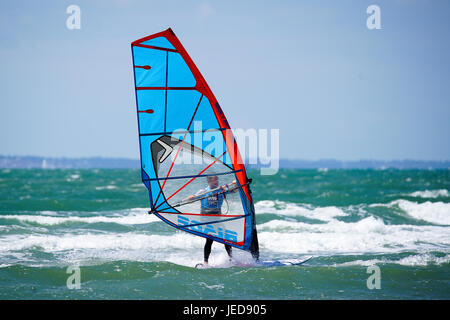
0,168,448,299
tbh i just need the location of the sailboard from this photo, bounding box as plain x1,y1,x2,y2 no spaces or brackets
194,256,313,269
131,28,259,261
258,256,313,267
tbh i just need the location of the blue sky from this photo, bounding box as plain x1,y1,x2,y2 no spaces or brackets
0,0,449,160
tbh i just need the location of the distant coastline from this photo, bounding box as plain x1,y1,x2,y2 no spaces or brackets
0,155,449,169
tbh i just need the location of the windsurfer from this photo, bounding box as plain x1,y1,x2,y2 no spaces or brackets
187,175,238,265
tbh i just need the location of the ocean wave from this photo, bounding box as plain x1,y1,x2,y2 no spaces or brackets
0,208,158,226
371,200,450,225
66,174,80,182
4,215,446,257
407,189,449,199
1,219,449,268
254,200,348,221
0,231,210,268
0,232,201,252
258,216,450,255
335,253,450,267
1,201,449,269
95,185,118,190
0,229,261,268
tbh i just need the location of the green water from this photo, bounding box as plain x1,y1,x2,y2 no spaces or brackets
0,169,449,299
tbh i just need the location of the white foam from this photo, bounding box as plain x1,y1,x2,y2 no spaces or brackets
0,208,159,226
39,211,59,216
335,253,450,267
0,230,223,267
95,185,118,190
198,282,224,290
335,258,384,267
0,232,199,252
258,216,450,255
255,200,348,221
2,201,449,268
0,228,257,268
66,174,80,182
396,200,450,225
1,214,449,268
408,189,448,199
372,200,450,225
396,253,450,266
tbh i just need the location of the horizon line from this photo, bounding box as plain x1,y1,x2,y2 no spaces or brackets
1,154,450,162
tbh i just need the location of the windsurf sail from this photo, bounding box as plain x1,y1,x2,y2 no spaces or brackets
131,28,259,260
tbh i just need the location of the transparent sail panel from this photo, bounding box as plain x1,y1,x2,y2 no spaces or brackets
151,135,245,216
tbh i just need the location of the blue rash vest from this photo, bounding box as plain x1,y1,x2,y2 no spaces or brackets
195,185,230,214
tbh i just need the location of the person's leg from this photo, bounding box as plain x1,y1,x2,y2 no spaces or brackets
224,244,232,259
204,238,213,263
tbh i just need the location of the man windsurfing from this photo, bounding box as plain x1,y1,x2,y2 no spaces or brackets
187,174,238,266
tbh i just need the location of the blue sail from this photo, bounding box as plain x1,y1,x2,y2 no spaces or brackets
131,28,259,258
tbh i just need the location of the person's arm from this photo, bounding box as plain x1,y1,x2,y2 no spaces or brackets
231,180,238,192
187,189,205,201
223,180,238,194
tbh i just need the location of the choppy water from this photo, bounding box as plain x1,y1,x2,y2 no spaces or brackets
0,168,449,299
